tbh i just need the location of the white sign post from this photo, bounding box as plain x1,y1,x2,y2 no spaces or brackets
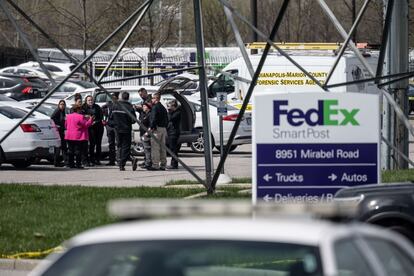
216,92,231,184
253,92,380,204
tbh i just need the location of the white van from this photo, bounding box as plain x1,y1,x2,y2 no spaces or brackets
208,49,380,102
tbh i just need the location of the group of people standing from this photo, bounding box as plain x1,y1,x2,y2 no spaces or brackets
51,93,104,169
50,87,181,171
130,88,182,171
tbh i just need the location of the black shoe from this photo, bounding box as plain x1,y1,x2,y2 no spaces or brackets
139,163,147,168
159,167,166,171
76,165,84,169
106,162,115,166
119,166,125,171
132,158,138,171
146,166,158,171
54,163,64,167
167,165,178,170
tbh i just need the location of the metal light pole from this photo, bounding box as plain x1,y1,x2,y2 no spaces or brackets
389,0,409,169
193,0,214,193
250,0,258,42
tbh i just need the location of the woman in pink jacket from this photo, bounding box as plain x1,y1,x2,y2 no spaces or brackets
65,104,93,168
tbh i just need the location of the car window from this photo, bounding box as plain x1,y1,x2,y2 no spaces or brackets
95,93,112,103
26,105,54,117
334,239,375,276
3,69,14,73
45,65,62,72
58,83,80,93
364,238,414,276
17,69,31,74
0,106,27,119
209,70,237,97
41,240,323,276
0,79,18,88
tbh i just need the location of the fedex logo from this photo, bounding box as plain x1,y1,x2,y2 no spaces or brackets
273,100,359,127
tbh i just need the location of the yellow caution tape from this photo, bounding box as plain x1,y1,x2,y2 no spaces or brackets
1,246,64,259
232,103,253,111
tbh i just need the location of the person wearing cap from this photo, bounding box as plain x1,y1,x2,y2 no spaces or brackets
133,102,152,170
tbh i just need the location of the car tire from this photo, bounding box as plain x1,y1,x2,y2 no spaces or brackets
11,160,32,169
131,142,144,156
190,131,214,153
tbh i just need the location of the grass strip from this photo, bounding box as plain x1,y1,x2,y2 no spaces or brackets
0,184,247,257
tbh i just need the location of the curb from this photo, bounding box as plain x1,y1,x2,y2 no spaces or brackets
165,183,252,189
0,259,40,271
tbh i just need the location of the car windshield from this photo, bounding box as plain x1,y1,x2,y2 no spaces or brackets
26,105,54,117
41,240,322,276
0,106,28,119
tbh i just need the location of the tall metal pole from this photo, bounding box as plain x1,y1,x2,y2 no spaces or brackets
193,0,214,193
352,0,357,42
390,0,409,169
250,0,258,42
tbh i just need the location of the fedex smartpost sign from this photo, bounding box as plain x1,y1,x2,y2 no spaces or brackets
253,92,380,204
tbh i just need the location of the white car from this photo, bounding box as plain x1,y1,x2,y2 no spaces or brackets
18,62,77,79
0,66,60,81
0,102,61,168
185,96,251,153
30,200,414,276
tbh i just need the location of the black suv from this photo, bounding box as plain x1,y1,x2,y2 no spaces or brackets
335,183,414,242
0,74,48,101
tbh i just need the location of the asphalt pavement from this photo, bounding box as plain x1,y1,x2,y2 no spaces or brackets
0,145,252,187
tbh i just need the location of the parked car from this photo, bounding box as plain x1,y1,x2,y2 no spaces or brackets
0,94,16,101
0,102,61,168
50,80,97,99
0,66,60,81
30,200,414,276
335,182,414,242
0,74,48,101
185,96,251,153
18,61,77,79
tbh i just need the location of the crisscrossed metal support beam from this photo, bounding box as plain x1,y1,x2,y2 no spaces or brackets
211,0,291,190
0,0,207,186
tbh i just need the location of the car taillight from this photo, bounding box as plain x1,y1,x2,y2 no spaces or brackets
222,114,239,121
20,124,41,132
22,86,33,94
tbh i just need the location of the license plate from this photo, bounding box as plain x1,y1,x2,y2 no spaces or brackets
48,146,54,154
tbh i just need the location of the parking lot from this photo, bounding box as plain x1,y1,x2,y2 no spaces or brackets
0,145,252,187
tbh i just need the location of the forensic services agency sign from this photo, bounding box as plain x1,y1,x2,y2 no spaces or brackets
252,92,380,204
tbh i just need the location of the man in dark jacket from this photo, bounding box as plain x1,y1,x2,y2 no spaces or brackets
112,92,136,171
102,92,119,166
166,99,181,169
148,92,168,170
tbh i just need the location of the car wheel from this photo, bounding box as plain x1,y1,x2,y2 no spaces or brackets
11,160,32,169
215,145,238,153
190,131,214,153
131,142,144,156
